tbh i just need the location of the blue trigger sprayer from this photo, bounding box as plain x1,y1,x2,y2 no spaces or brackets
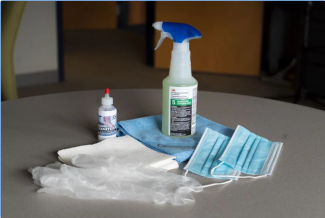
153,22,202,137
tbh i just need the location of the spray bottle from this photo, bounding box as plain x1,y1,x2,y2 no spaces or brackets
98,88,117,141
153,22,202,137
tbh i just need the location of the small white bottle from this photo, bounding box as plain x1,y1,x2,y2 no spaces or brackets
98,88,117,141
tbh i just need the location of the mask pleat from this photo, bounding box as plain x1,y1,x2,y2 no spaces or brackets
234,134,257,170
219,139,229,157
188,130,219,175
242,136,261,172
201,135,224,176
245,139,273,174
223,128,250,168
211,139,236,179
212,137,230,169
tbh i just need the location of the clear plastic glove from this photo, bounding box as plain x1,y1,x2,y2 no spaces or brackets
29,155,202,205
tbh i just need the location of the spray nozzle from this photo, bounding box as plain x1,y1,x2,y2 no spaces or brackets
153,21,202,50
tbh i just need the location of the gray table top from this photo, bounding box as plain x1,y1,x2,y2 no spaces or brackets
2,89,325,218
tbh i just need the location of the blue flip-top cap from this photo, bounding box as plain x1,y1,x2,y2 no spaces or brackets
162,22,202,43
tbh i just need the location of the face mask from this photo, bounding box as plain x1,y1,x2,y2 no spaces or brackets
184,128,240,180
219,125,283,176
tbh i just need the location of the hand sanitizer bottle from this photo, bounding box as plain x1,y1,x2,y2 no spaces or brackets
153,22,202,137
98,88,117,141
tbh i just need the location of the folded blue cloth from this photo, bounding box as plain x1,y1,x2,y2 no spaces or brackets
117,115,234,163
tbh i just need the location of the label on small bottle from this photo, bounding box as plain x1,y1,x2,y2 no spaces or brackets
98,109,117,138
168,85,197,136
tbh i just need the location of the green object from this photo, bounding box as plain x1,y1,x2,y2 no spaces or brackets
1,1,26,100
171,99,193,106
153,22,201,137
162,77,198,137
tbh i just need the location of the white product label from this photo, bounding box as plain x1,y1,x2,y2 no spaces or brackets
98,109,117,137
169,85,197,136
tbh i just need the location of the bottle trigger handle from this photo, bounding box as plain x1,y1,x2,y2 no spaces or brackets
155,31,173,50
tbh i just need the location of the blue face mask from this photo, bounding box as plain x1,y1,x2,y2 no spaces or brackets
219,125,283,176
184,128,240,180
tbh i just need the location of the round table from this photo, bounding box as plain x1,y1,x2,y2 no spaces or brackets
2,89,325,218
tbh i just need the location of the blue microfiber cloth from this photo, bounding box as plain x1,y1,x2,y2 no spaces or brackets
117,115,234,163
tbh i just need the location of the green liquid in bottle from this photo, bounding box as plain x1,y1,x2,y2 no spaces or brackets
162,75,198,138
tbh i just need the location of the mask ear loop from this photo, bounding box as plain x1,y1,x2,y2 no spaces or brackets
211,174,267,179
210,162,267,179
184,169,233,189
184,162,267,190
210,163,268,179
201,180,233,188
201,175,267,189
238,175,267,179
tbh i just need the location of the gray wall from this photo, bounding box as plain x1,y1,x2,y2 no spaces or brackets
14,2,59,87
